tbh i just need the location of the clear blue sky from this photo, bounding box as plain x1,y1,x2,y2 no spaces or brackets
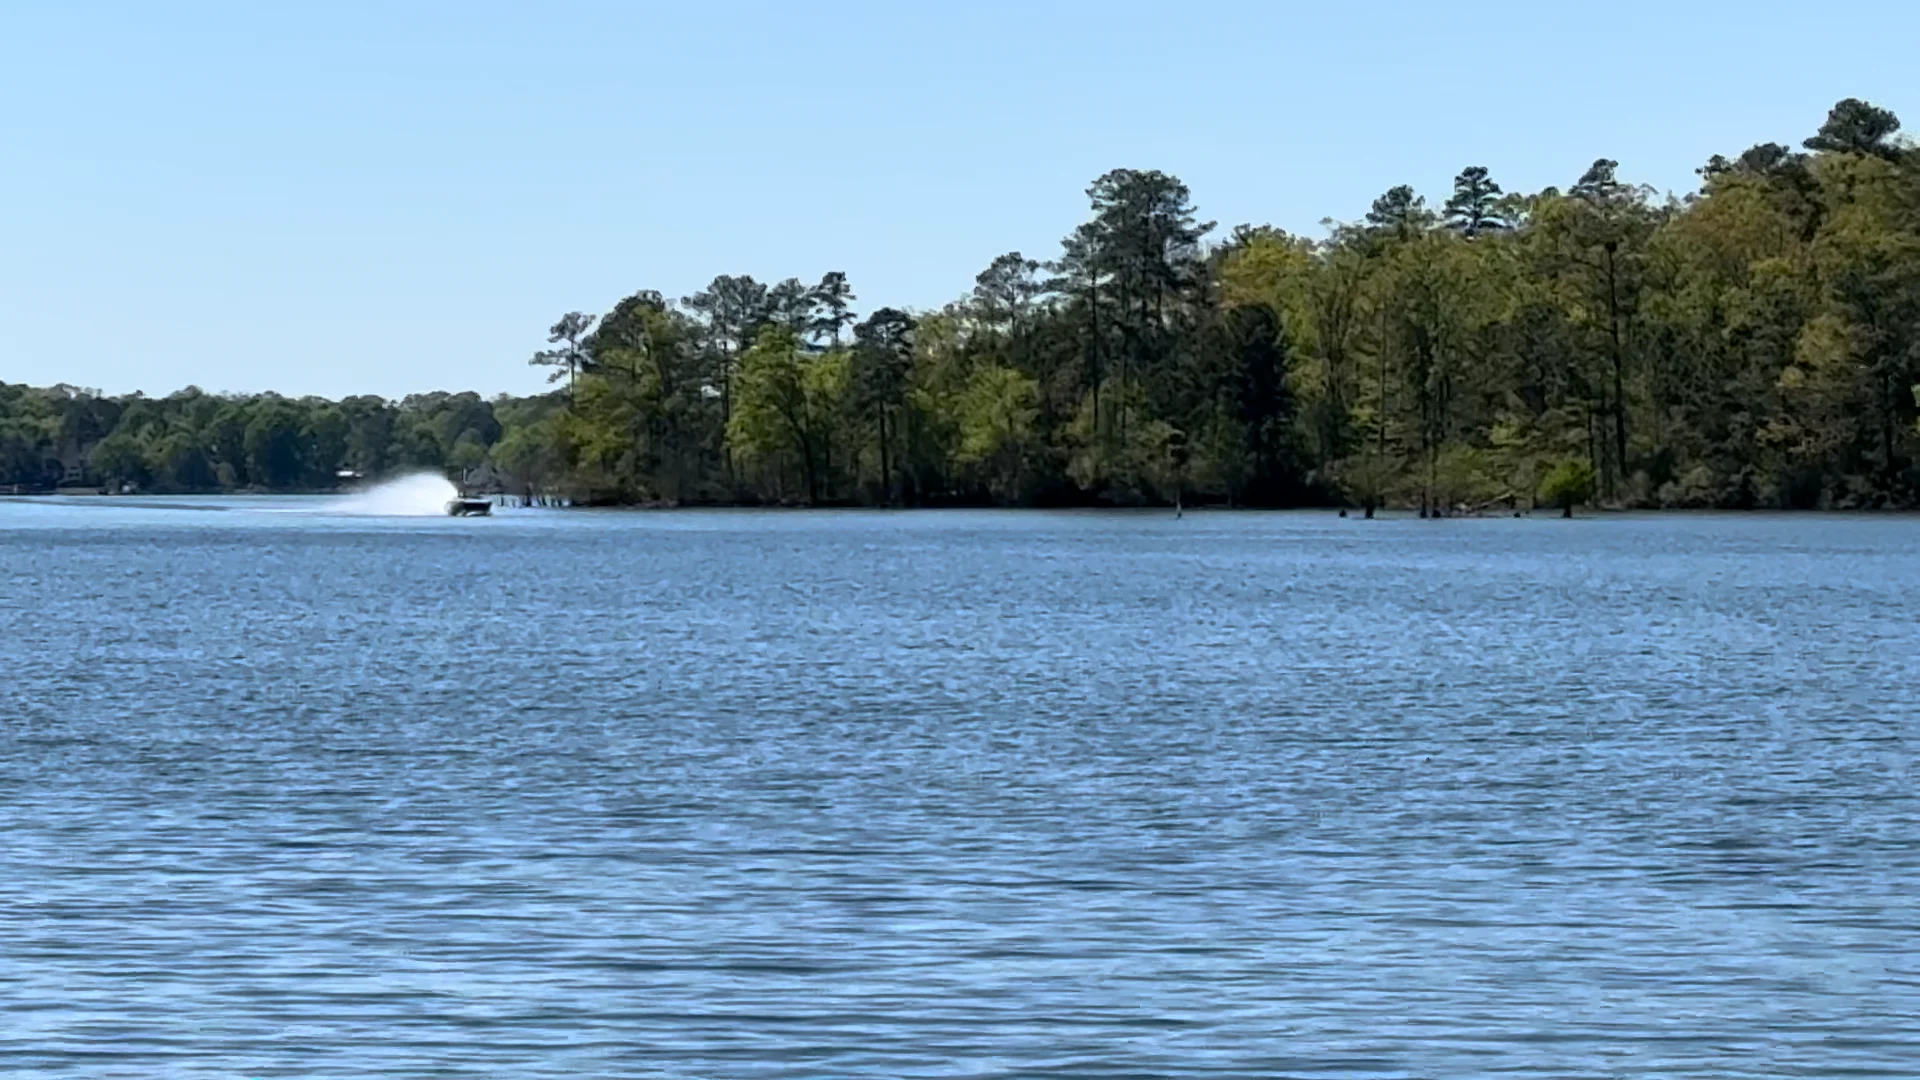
3,1,1914,400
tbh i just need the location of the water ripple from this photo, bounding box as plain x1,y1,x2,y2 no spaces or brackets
2,508,1917,1077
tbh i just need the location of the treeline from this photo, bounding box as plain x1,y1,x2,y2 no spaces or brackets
0,383,553,494
6,98,1917,510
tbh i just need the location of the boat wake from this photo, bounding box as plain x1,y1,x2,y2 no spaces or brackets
332,473,459,516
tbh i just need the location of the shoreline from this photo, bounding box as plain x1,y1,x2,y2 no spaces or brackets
8,491,1919,517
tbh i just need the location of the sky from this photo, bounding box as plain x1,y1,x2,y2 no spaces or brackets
3,1,1916,400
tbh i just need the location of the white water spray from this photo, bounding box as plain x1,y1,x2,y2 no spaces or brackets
333,473,460,516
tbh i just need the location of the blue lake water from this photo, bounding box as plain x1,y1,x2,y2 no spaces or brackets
2,498,1917,1077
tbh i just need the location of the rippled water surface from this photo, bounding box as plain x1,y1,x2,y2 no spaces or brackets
3,500,1918,1078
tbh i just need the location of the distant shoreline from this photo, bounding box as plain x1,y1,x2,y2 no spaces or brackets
9,489,1919,519
13,105,1920,515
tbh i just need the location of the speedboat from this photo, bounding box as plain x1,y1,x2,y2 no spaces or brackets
445,496,493,516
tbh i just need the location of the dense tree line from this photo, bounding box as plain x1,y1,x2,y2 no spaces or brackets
0,383,555,495
6,98,1918,511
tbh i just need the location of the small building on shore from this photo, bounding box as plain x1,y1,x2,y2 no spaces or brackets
459,462,508,495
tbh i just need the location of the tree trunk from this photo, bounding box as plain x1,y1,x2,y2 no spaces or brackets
1428,441,1438,517
1882,369,1898,484
1088,277,1101,439
1606,245,1628,482
1649,340,1664,461
1376,313,1390,510
877,408,891,505
1116,281,1132,445
721,341,735,489
902,407,917,505
1587,400,1599,495
821,423,833,503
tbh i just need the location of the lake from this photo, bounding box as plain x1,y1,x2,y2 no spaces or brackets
2,498,1916,1078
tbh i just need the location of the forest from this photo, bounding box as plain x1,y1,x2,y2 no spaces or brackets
4,98,1917,512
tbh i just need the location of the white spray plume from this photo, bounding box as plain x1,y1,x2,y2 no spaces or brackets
333,473,459,516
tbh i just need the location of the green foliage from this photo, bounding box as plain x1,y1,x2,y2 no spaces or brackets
1367,185,1435,239
1539,459,1596,512
728,328,846,504
1444,166,1508,238
7,97,1918,509
1804,98,1902,159
149,430,217,490
89,432,148,488
956,365,1038,499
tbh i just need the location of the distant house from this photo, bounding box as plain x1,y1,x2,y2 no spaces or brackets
460,461,507,494
55,441,91,489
